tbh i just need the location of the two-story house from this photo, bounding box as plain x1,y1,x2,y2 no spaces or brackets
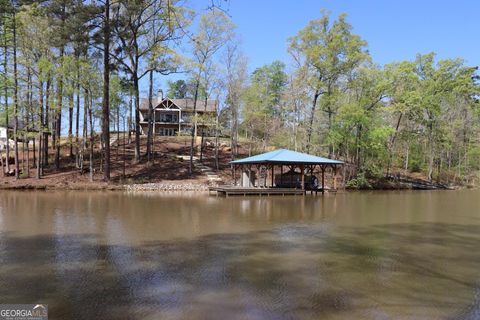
139,93,217,136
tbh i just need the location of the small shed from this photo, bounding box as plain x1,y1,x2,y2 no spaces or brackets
0,126,6,139
0,126,7,150
230,149,343,192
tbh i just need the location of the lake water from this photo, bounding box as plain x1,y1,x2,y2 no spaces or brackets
0,190,479,319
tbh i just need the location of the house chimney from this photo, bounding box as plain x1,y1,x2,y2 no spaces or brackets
157,89,164,104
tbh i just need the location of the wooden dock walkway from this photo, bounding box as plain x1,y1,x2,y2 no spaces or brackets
209,186,314,196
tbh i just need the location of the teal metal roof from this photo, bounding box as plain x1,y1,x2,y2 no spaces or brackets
230,149,343,165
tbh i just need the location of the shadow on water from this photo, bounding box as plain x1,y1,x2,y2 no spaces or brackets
1,222,480,319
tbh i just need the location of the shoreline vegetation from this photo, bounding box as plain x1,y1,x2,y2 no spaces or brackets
1,5,479,189
0,179,467,192
0,137,472,192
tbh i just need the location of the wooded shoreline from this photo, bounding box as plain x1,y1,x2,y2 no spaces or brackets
0,136,474,192
0,174,468,191
1,4,479,188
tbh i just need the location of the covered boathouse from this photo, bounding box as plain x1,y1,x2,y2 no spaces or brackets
210,149,343,196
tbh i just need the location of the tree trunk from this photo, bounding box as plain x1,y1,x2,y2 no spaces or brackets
133,73,141,161
146,69,154,163
306,89,321,153
230,101,238,159
88,94,94,182
3,21,9,173
37,79,44,178
68,91,74,158
99,134,103,174
22,132,26,178
44,75,51,167
386,112,403,176
188,79,201,175
200,130,204,163
26,69,32,176
36,133,42,179
215,101,220,171
404,145,409,171
116,101,120,162
355,124,362,169
75,59,81,166
102,0,111,181
123,116,126,177
54,3,68,170
428,145,434,182
80,88,88,174
55,48,64,170
128,91,132,144
32,119,36,168
12,10,19,179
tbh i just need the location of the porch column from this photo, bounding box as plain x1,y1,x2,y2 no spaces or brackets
178,110,182,135
178,109,181,134
153,110,156,135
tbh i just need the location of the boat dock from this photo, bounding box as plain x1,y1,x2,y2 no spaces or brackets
214,149,343,197
209,186,315,196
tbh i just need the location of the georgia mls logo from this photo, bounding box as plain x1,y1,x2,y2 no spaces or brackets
0,304,48,320
32,305,47,317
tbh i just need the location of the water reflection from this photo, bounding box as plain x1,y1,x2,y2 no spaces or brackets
0,190,479,319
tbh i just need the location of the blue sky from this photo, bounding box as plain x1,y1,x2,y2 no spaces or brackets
67,1,480,133
149,0,479,98
194,0,479,70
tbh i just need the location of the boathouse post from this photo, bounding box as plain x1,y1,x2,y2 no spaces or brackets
248,165,252,187
333,165,337,190
271,165,274,187
280,165,283,186
300,164,305,191
233,165,237,186
321,165,325,194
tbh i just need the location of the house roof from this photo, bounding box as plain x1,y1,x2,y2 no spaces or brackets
139,98,217,112
230,149,343,165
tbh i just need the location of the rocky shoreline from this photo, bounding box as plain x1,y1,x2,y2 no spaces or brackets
0,176,469,192
125,183,210,192
0,181,213,191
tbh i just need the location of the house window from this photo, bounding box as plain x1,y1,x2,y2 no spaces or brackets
158,113,179,123
156,128,177,136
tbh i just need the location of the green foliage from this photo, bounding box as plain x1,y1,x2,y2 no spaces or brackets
258,12,480,186
346,172,371,189
1,1,479,187
192,10,235,64
167,79,188,98
242,61,287,148
288,12,369,84
287,11,370,154
467,146,480,171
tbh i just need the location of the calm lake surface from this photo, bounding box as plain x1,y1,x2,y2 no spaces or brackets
0,190,479,319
